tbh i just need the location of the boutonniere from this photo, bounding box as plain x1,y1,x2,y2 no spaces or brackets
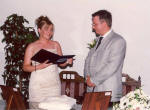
87,38,97,49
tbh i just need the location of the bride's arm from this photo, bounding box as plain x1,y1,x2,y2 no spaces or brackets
23,44,51,72
55,41,73,67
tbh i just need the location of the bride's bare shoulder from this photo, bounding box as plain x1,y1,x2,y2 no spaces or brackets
26,40,40,50
51,40,60,47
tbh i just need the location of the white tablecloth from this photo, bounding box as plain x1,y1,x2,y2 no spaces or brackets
39,95,76,110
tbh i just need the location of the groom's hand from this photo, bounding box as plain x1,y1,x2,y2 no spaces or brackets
86,75,95,87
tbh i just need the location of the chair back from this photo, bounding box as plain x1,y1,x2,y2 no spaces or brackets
122,73,141,95
10,89,26,110
0,85,13,103
81,91,112,110
0,85,26,110
59,71,87,104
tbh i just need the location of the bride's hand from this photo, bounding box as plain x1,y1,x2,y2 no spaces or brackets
66,58,73,65
39,60,52,69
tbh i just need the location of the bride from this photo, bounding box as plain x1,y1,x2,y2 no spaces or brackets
23,16,73,109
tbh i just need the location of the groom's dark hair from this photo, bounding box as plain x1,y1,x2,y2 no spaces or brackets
92,10,112,28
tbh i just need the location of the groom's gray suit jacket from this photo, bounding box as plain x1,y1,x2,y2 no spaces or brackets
84,30,126,102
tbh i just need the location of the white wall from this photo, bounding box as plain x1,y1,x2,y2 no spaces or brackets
0,0,150,94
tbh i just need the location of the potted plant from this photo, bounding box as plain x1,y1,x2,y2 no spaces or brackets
0,14,38,103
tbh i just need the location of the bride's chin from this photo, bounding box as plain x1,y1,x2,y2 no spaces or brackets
45,36,51,40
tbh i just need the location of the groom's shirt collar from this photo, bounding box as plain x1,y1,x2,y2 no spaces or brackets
100,29,112,39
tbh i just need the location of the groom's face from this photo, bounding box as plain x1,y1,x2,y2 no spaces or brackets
92,16,104,35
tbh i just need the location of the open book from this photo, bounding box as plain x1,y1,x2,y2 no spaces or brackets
31,49,75,64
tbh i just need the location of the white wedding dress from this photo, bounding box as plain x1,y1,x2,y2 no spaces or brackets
29,49,61,108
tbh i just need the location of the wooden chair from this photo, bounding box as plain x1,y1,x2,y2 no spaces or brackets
0,85,15,110
122,73,141,95
59,71,87,104
0,85,13,103
0,85,26,110
9,89,26,110
81,91,112,110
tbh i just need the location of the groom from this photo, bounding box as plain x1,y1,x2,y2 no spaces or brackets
84,10,126,107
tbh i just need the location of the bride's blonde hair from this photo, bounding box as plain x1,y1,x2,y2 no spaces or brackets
35,16,53,29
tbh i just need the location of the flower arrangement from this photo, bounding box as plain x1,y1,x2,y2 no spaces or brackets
113,88,150,110
87,38,97,49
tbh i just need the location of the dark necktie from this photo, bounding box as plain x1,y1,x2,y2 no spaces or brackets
96,37,103,50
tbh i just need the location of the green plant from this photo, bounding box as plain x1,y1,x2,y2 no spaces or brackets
0,14,38,102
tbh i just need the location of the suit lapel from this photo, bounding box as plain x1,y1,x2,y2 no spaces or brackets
95,31,114,52
89,31,115,63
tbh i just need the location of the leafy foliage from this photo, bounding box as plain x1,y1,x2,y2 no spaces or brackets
0,14,38,102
